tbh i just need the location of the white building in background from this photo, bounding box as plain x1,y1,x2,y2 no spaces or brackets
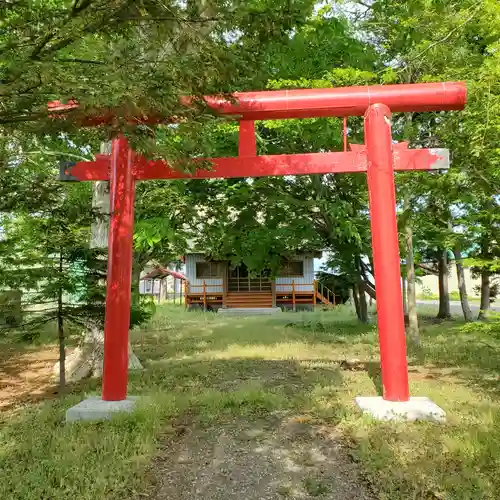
139,266,185,302
415,267,482,299
183,251,332,310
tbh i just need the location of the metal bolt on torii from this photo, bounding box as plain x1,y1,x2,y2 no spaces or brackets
57,81,466,422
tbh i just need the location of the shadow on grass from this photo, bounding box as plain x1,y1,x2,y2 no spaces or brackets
365,362,383,396
347,403,500,500
5,304,500,500
129,357,344,405
0,387,179,500
0,357,350,500
133,310,376,364
406,320,500,397
133,353,500,500
0,341,61,411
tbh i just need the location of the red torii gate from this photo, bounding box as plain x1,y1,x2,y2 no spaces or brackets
57,81,466,420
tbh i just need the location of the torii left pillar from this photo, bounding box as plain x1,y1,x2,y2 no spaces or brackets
102,136,135,401
66,136,138,421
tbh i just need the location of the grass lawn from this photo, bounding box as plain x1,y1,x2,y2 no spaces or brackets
1,304,500,499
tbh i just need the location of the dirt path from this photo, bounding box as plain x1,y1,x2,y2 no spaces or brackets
0,344,59,411
152,416,374,500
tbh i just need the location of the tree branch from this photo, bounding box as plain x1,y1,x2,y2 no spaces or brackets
399,5,482,73
54,58,107,65
121,15,223,23
417,263,439,275
355,0,373,9
72,0,93,15
0,112,49,125
29,31,57,60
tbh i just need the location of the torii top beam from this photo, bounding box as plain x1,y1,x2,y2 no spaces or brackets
205,82,467,120
49,81,466,126
58,82,466,182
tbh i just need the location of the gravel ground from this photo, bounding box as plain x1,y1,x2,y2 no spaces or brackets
151,416,375,500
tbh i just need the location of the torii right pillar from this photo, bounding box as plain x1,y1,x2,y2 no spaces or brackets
355,103,446,421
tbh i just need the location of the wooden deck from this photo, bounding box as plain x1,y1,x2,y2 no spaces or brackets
185,280,336,310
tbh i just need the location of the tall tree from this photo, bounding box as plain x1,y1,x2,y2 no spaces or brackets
0,136,103,391
171,10,380,320
357,0,500,322
1,0,315,138
1,0,320,382
402,194,420,342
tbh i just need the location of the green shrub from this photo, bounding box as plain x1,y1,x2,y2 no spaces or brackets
419,286,439,300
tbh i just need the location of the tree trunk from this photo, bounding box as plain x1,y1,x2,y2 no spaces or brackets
352,286,361,320
359,261,376,300
131,258,142,307
478,270,491,320
453,245,473,322
437,249,451,319
357,276,368,323
89,181,111,249
54,142,143,383
478,236,492,321
54,321,143,383
402,276,408,316
354,256,368,323
57,250,66,394
404,195,420,343
162,278,169,301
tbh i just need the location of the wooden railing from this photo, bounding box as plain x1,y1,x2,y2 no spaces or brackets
275,283,315,290
184,281,224,310
275,281,319,308
184,280,336,309
314,280,336,306
275,281,336,306
223,272,228,307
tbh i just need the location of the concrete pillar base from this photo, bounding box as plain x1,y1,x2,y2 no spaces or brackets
66,396,138,422
355,396,445,422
